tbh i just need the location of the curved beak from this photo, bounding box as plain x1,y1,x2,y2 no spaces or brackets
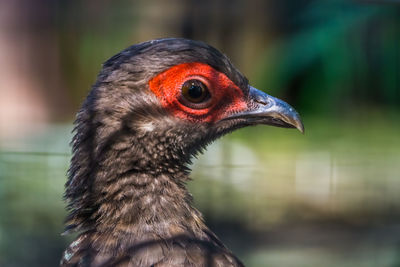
226,86,304,133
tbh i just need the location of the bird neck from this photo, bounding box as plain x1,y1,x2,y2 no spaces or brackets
65,102,211,251
96,170,205,234
86,169,209,253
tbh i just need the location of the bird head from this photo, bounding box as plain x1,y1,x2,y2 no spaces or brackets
85,38,303,167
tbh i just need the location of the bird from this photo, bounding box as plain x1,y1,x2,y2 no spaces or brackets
60,38,303,267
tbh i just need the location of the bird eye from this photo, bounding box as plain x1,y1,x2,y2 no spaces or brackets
180,80,210,106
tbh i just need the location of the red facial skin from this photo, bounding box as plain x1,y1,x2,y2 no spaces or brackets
148,62,247,123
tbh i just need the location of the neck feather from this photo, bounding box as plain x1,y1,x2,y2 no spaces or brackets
65,120,208,252
64,88,212,252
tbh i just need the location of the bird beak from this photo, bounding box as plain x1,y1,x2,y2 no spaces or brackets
225,86,304,133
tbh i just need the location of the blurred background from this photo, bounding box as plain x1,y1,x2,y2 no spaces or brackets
0,0,400,266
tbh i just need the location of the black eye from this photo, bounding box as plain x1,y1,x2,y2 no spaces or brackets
181,79,210,104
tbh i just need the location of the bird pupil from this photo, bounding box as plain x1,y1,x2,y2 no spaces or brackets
180,79,209,106
188,84,203,99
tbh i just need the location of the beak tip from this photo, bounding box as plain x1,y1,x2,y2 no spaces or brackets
296,122,305,134
286,113,304,134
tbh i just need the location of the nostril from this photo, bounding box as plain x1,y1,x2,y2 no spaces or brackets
254,98,268,105
249,86,270,105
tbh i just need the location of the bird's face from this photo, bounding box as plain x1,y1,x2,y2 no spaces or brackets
145,62,303,155
148,61,303,128
89,39,303,168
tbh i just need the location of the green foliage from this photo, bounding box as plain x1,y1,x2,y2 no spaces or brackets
255,1,400,114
